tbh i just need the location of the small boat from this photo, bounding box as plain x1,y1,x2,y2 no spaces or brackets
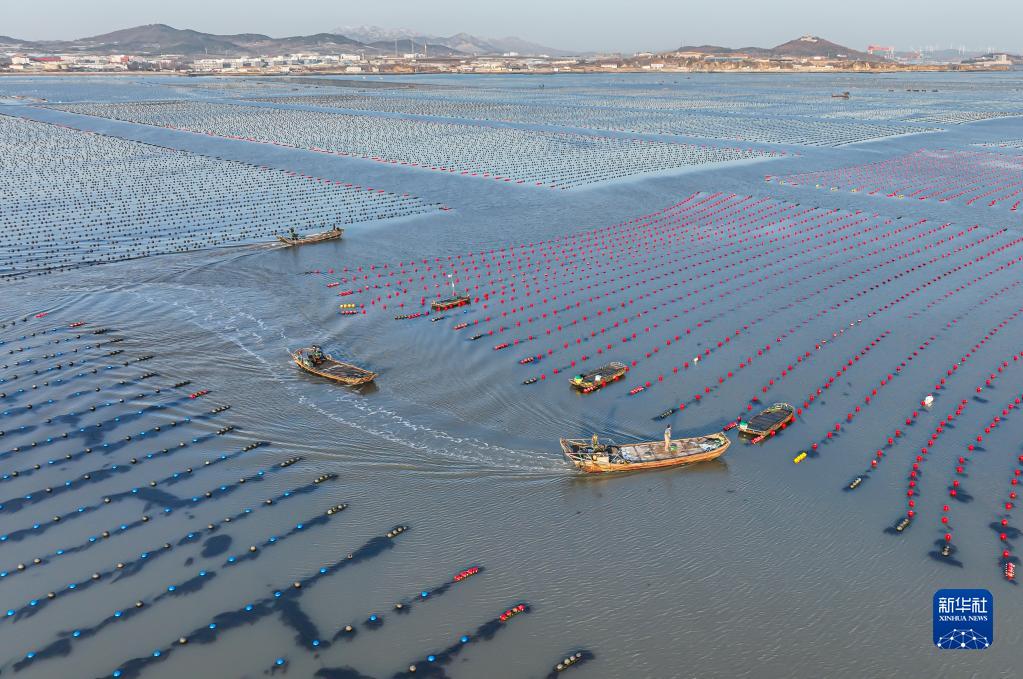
738,402,795,440
832,91,851,99
569,362,627,394
431,294,471,312
560,432,729,473
290,346,376,386
276,227,344,246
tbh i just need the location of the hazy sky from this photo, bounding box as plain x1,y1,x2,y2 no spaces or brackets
6,0,1022,53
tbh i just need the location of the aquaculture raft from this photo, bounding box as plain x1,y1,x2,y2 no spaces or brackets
570,362,627,393
290,347,376,386
276,227,344,246
560,432,730,473
738,402,795,440
430,294,471,312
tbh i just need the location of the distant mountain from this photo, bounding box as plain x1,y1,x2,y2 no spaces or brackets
0,35,37,49
4,23,572,58
770,35,878,60
365,39,465,58
57,24,253,54
678,35,884,61
333,25,421,44
5,24,383,57
334,24,573,56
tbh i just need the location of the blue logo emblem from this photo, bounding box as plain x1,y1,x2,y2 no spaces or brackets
933,589,993,649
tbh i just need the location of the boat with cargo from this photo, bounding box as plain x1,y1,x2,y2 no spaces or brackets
560,432,730,473
290,346,376,386
569,361,627,394
276,226,344,246
738,402,795,440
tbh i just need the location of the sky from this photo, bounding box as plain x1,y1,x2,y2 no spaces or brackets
5,0,1023,54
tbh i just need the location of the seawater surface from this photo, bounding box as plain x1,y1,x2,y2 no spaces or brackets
2,72,1023,679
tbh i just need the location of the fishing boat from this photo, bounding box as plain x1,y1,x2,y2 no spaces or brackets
276,227,344,246
432,273,471,312
832,91,851,99
738,402,795,440
570,362,627,394
290,346,376,386
430,294,471,312
560,432,730,473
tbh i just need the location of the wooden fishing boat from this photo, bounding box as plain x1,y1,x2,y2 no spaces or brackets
560,432,730,473
290,346,376,386
569,362,627,394
276,227,344,246
738,402,795,440
431,294,471,312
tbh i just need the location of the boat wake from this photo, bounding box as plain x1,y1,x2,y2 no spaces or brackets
126,286,564,475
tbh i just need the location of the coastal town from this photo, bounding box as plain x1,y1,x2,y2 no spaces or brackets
1,27,1017,74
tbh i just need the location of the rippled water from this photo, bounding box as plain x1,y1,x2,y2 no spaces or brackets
2,72,1023,679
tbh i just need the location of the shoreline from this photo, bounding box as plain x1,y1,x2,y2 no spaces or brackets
1,64,1015,77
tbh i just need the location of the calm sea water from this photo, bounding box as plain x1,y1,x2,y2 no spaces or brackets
2,72,1023,679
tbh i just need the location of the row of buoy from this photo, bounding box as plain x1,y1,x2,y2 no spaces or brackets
0,410,233,509
337,564,484,639
0,448,288,546
321,192,814,317
796,332,918,453
319,196,917,332
404,602,530,675
830,288,1023,464
2,395,206,463
55,100,775,190
467,205,879,351
549,650,593,676
256,88,921,146
0,351,156,404
1,371,162,420
519,214,982,394
777,149,1023,212
940,391,1023,558
856,309,1023,480
35,526,413,677
315,191,751,299
4,500,343,627
0,115,434,279
0,472,324,587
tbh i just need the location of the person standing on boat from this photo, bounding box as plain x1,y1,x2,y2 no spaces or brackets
664,425,673,452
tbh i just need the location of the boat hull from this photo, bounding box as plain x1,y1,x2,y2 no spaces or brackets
276,228,344,246
738,403,795,439
560,433,729,473
569,362,628,394
290,349,376,386
430,296,471,312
